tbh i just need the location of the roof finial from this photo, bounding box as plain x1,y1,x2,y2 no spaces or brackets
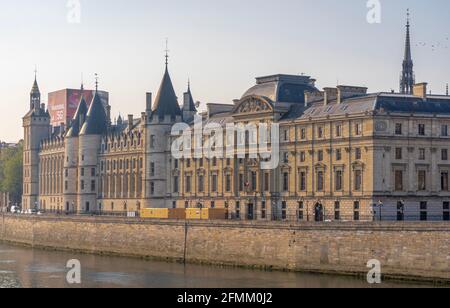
34,65,37,81
446,83,449,96
95,73,99,92
407,8,410,27
81,72,84,91
188,78,191,91
165,38,169,68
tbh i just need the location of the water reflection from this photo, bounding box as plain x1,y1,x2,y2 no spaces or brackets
0,242,435,288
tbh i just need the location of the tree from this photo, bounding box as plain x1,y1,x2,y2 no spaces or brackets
0,141,23,204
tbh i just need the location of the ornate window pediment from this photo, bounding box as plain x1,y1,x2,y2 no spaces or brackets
234,96,273,115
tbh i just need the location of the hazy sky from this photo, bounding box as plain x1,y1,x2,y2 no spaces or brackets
1,0,449,142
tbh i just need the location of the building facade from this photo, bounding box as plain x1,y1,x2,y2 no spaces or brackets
22,18,450,221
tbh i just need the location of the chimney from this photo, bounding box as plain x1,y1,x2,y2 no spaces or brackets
146,92,152,112
323,88,338,106
128,114,133,130
304,91,324,106
413,83,428,99
337,86,368,104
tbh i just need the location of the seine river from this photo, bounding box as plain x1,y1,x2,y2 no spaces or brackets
0,242,435,288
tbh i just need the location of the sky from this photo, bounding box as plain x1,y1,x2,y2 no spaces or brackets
0,0,449,142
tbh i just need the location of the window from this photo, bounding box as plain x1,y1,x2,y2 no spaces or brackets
264,173,270,192
239,174,244,192
334,201,341,221
318,150,324,162
442,149,448,161
150,182,155,195
443,202,449,210
418,170,426,191
395,170,403,191
355,148,362,160
65,181,68,191
226,158,231,166
91,180,96,192
226,174,232,192
317,126,324,139
317,171,324,191
211,201,215,209
174,159,179,169
418,124,425,136
281,201,287,220
236,201,240,219
444,202,450,221
335,170,343,191
441,172,449,191
80,180,85,190
283,152,289,163
251,172,257,191
198,175,204,193
65,169,69,177
335,149,342,161
212,157,217,167
442,124,448,137
300,151,306,162
300,128,306,140
395,123,403,135
419,148,426,160
395,148,403,160
354,170,362,191
299,171,307,191
199,158,204,168
355,123,362,136
81,168,85,177
420,201,428,221
283,129,289,141
211,175,218,192
173,176,179,193
185,176,191,193
335,124,342,137
150,135,156,148
150,162,155,176
283,173,289,191
186,159,191,168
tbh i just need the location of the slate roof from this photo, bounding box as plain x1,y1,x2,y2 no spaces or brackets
66,96,88,138
80,91,108,135
152,67,182,117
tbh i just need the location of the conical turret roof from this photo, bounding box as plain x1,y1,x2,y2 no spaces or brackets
80,91,108,135
66,95,88,138
152,67,182,118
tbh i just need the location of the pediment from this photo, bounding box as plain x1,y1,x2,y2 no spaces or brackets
233,96,273,115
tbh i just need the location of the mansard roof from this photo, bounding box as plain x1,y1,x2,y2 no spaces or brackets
241,74,318,104
152,67,182,118
66,96,88,138
80,91,108,135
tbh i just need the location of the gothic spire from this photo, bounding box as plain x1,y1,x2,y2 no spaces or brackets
30,68,41,110
400,9,415,94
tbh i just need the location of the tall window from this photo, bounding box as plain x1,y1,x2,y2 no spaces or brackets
185,176,191,193
395,123,403,135
418,124,425,136
317,171,324,192
239,174,244,192
395,170,403,191
198,175,204,193
150,182,155,195
91,180,96,192
150,162,155,176
335,124,342,137
173,177,179,193
317,126,324,139
355,123,362,136
395,148,403,160
299,171,307,191
318,150,324,162
419,148,426,160
355,148,362,160
354,170,362,191
211,175,218,192
335,170,343,191
226,174,232,192
300,151,306,162
283,173,289,191
442,124,448,137
441,172,449,191
150,135,156,148
264,173,270,192
251,172,257,191
418,170,426,191
336,149,342,161
442,149,448,161
300,128,306,140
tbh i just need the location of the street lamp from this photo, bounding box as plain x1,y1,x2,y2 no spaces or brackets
377,200,384,221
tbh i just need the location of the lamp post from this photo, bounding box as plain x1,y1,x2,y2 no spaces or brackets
377,200,384,221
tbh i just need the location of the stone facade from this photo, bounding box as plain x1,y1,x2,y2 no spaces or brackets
1,214,449,282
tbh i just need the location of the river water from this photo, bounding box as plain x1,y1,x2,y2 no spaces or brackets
0,242,436,288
